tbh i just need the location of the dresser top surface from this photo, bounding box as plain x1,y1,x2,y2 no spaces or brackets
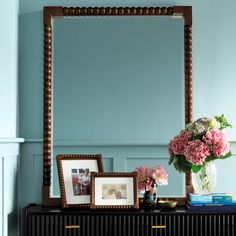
24,204,236,215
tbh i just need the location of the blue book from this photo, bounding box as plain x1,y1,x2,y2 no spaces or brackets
187,203,236,213
189,193,234,204
190,201,236,206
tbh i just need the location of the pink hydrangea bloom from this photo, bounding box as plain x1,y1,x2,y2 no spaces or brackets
151,166,168,186
135,166,153,192
135,166,152,178
212,140,230,156
169,116,232,172
203,128,225,145
135,166,168,192
170,130,191,155
203,128,230,156
184,140,211,165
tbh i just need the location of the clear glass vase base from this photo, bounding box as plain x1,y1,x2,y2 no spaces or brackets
191,162,217,195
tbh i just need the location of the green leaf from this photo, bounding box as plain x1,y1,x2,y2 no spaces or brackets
205,155,216,162
169,155,192,173
168,156,176,165
173,160,182,172
215,114,232,130
174,156,192,173
179,156,192,167
179,164,192,173
191,164,204,173
218,151,232,159
192,133,202,140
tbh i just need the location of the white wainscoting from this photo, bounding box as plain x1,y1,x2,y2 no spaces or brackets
0,138,24,236
20,140,236,207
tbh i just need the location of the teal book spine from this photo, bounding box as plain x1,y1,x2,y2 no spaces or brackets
190,201,236,206
189,193,233,204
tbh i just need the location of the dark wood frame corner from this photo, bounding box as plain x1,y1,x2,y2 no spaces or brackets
43,6,193,206
90,172,139,209
56,154,103,208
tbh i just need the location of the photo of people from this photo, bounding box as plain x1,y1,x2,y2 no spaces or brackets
102,184,127,199
71,168,90,196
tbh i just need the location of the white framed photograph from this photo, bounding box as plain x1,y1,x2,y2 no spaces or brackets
90,172,139,209
57,154,103,208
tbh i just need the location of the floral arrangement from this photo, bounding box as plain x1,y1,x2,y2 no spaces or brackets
135,165,168,192
168,115,232,173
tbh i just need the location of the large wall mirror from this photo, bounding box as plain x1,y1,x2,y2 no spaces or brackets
43,6,192,206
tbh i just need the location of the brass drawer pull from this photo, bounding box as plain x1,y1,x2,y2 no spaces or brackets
65,225,80,229
152,225,166,229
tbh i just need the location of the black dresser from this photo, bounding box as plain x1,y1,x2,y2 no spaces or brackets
21,205,236,236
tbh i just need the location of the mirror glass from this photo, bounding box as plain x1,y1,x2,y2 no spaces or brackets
52,16,185,197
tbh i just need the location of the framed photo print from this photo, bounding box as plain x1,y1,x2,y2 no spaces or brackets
90,172,139,209
57,154,103,208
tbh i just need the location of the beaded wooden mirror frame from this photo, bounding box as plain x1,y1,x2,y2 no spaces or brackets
42,6,193,206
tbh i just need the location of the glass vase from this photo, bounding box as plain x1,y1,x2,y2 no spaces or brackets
143,183,158,206
191,161,217,194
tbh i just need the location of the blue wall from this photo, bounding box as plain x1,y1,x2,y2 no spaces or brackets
0,0,20,235
0,0,19,137
19,0,236,207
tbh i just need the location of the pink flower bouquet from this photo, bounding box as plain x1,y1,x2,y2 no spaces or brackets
168,115,232,173
134,165,168,192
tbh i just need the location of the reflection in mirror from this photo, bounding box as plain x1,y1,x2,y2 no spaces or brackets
52,16,184,196
53,17,185,143
43,6,192,206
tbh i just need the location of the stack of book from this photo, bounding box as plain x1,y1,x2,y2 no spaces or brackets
187,193,236,212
